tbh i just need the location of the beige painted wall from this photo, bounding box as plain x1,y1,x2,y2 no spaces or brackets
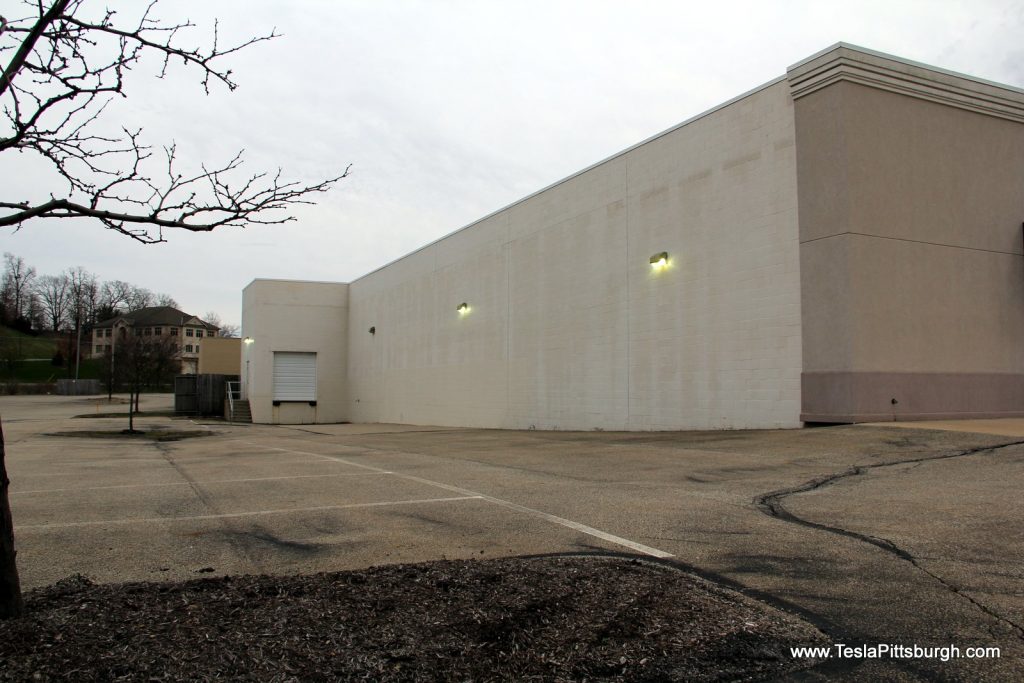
241,280,348,424
793,50,1024,420
198,337,241,375
344,79,803,430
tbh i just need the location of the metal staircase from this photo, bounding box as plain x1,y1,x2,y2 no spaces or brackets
226,381,252,423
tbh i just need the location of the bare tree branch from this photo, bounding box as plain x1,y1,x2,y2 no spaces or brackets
0,0,70,99
0,0,345,243
0,162,348,243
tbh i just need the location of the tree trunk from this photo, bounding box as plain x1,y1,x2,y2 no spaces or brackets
129,392,135,432
0,418,25,619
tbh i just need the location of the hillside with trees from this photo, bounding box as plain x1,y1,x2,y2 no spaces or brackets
0,251,194,381
2,252,179,336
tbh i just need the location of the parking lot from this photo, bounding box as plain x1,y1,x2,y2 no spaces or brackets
3,393,1023,681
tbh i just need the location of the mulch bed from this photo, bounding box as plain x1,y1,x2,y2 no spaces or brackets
0,556,827,681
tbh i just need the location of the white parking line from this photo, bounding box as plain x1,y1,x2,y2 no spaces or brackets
248,442,674,559
10,471,391,495
18,495,482,530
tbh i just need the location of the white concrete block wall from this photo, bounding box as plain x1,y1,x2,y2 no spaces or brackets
505,160,630,428
346,214,510,427
248,79,803,429
624,81,802,429
241,280,349,424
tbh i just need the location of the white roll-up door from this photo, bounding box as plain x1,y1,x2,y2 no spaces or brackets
272,352,316,401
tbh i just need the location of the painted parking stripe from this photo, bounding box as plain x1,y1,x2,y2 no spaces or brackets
247,442,674,559
17,495,482,530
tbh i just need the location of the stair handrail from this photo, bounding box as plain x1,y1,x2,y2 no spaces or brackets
226,380,240,423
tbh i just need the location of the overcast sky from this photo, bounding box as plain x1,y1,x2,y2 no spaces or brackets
3,0,1023,328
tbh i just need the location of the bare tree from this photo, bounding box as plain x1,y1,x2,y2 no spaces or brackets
1,0,347,620
115,332,177,432
97,284,176,319
98,279,133,318
0,259,31,615
202,310,237,337
23,290,42,331
0,1,347,243
154,292,177,308
65,265,97,334
1,253,36,322
35,273,71,331
98,344,114,399
125,286,154,312
0,421,23,619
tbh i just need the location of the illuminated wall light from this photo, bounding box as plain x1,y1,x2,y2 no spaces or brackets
649,251,669,270
457,302,470,315
243,337,255,345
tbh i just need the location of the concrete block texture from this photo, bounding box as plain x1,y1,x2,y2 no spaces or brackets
340,80,802,430
241,280,349,424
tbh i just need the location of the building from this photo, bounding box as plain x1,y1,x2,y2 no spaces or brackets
90,306,219,374
198,337,242,375
241,44,1024,428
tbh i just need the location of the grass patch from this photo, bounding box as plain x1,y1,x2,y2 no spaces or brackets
1,358,102,382
0,326,58,358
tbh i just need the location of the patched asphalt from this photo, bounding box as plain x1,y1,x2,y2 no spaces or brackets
2,394,1022,681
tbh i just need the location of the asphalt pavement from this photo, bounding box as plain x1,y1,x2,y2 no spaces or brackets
2,393,1021,681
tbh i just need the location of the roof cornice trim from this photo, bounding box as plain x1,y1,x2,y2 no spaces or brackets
787,45,1024,124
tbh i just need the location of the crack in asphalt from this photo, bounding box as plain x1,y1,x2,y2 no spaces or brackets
754,439,1024,643
154,441,266,573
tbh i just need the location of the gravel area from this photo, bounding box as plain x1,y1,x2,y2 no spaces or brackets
0,556,826,681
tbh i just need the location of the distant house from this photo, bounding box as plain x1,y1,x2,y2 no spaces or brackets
89,306,219,374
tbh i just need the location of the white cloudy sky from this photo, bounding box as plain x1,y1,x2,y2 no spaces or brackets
2,0,1023,328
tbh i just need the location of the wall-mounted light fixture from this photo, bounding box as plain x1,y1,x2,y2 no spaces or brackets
243,337,255,345
369,326,376,335
649,251,669,270
457,302,470,315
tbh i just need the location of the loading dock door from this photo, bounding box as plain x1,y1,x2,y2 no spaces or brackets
272,352,316,401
